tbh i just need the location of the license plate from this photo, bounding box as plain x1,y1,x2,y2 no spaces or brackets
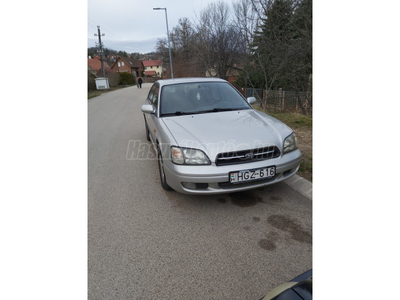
230,166,276,184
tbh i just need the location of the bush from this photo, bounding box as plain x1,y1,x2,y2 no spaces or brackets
88,71,97,91
119,72,136,85
106,72,120,88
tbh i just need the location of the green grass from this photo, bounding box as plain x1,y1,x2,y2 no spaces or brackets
298,154,312,182
88,92,101,99
254,106,313,181
267,111,312,128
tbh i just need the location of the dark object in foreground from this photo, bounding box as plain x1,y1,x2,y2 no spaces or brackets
260,269,312,300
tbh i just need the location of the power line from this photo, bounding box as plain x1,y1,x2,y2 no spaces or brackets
88,18,143,53
87,20,98,32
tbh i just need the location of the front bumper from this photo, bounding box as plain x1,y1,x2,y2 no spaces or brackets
163,149,302,195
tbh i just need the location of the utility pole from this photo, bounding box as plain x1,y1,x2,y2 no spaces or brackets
94,26,105,77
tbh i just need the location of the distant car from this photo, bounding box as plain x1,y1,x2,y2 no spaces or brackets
141,77,301,195
260,269,312,300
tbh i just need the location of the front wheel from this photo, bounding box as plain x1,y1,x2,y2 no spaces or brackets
157,145,172,191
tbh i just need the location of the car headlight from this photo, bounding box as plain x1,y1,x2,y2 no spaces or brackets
171,146,211,165
283,133,298,154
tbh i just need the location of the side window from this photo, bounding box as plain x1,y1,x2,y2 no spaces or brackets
153,86,159,109
147,85,156,102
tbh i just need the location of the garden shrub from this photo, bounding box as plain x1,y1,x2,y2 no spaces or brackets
119,72,135,85
106,72,120,87
88,71,97,91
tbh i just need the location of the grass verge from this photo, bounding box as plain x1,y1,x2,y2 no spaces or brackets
255,107,313,182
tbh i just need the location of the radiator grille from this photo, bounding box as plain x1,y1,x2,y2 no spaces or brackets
215,146,280,166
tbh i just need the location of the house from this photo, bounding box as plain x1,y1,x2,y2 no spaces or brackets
142,59,162,77
205,68,218,77
88,57,110,76
226,65,242,84
110,56,143,77
205,64,242,83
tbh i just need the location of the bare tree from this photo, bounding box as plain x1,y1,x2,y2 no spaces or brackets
193,1,242,79
233,0,258,55
171,18,194,60
170,18,203,77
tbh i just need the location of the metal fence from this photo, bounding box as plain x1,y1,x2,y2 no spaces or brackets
244,88,312,116
245,88,263,100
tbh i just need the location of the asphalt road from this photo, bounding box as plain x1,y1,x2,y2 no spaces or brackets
88,84,312,299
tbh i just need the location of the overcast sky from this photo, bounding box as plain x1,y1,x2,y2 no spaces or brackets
88,0,221,53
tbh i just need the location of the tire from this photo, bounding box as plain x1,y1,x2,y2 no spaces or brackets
144,119,151,142
157,145,172,191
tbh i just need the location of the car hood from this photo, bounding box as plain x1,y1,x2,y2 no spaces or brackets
162,109,292,162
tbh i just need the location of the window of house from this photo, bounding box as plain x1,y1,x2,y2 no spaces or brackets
118,62,120,67
121,62,124,66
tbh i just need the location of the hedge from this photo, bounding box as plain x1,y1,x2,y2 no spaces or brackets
119,72,136,85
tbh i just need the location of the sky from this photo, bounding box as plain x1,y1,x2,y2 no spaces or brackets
88,0,220,53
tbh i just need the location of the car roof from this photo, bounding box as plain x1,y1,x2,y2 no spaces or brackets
156,77,227,88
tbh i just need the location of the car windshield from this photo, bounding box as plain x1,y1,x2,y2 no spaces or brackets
160,82,252,116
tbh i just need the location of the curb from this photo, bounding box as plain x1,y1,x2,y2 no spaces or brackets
284,174,312,200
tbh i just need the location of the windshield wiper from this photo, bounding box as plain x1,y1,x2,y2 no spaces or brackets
162,111,202,116
162,108,247,117
175,111,205,115
211,108,237,112
197,108,247,113
186,108,247,114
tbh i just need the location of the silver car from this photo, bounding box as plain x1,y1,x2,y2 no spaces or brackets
141,77,301,195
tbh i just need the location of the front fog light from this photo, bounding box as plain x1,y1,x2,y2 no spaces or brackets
182,182,209,190
182,182,197,189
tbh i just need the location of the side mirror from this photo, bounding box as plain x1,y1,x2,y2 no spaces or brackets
141,104,155,114
247,97,257,104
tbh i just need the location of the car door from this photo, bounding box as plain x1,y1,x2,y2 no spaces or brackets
144,83,160,143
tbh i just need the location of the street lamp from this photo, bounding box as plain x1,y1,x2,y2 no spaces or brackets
153,7,174,79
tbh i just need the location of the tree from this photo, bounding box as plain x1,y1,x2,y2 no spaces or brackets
156,18,204,78
169,18,200,77
88,47,97,58
250,0,312,93
233,0,258,56
251,0,293,90
288,0,312,92
171,18,195,60
194,1,243,79
117,50,129,57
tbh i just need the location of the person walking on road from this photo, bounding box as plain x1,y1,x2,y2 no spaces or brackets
138,77,143,88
